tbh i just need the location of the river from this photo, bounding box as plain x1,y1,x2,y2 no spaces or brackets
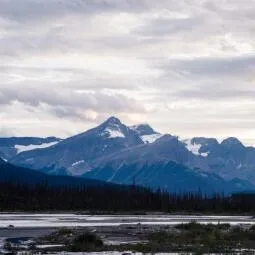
0,214,254,228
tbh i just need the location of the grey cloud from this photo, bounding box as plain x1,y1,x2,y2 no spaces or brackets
0,0,100,21
204,0,255,21
0,66,139,91
2,0,254,61
47,106,90,120
0,87,145,118
135,16,203,37
159,55,255,77
174,88,255,101
0,21,145,59
0,0,186,22
148,54,255,102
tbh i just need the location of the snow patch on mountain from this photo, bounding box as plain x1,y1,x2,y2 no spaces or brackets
102,126,125,138
106,128,125,138
15,141,59,154
201,152,209,157
184,139,201,155
72,160,85,167
141,134,164,144
200,173,209,178
183,139,209,157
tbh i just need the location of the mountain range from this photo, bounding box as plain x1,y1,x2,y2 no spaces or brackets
1,116,255,193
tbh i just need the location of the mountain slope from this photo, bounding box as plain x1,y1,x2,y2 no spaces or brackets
83,160,253,194
89,135,208,172
183,137,255,184
0,157,107,187
11,117,143,175
82,135,254,193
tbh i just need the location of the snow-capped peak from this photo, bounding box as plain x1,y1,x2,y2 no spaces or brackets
103,116,122,127
99,117,126,139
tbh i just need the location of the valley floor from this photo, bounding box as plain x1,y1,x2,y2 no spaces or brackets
1,214,255,254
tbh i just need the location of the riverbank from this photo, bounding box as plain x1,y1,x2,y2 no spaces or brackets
1,214,255,254
2,223,255,254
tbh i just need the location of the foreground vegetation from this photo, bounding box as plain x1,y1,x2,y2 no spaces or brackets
5,223,255,254
1,181,255,213
111,223,255,254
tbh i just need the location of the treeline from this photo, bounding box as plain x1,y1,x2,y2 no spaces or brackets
0,181,255,212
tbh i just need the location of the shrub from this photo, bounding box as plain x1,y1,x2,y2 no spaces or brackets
69,232,103,251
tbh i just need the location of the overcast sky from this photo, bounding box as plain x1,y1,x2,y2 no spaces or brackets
1,0,255,145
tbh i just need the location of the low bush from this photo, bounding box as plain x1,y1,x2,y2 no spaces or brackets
69,232,103,251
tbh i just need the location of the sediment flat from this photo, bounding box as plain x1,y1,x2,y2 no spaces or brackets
0,213,254,229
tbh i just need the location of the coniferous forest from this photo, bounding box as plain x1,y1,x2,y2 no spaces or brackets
0,181,255,213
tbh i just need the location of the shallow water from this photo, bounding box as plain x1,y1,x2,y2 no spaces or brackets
16,251,253,255
0,214,254,228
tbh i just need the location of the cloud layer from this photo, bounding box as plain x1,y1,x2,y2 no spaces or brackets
1,0,255,144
